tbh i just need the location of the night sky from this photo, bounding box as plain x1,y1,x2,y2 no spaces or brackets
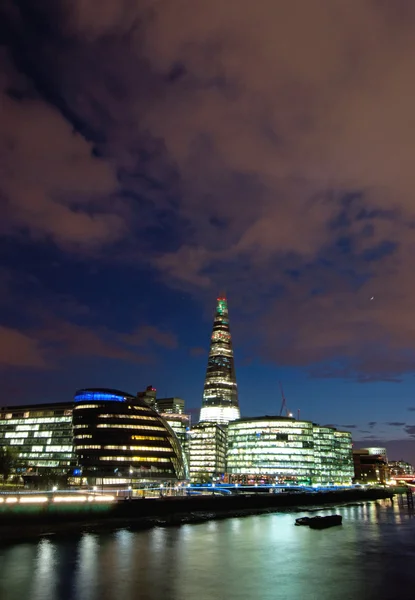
1,1,415,464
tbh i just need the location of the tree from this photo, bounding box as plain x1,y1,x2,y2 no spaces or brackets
195,471,212,484
0,446,19,482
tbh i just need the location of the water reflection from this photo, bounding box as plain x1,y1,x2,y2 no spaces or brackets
74,535,99,600
0,501,414,600
30,540,57,600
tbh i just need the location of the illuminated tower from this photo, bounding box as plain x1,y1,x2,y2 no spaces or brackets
200,295,240,424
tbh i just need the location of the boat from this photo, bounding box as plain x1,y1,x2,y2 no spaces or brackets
295,515,342,529
295,517,312,526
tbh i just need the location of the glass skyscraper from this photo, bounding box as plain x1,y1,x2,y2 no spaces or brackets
200,296,240,424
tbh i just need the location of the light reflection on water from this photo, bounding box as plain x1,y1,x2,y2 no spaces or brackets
0,500,414,600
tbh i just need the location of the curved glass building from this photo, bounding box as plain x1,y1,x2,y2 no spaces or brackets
200,296,240,424
73,388,188,482
227,417,315,484
227,417,353,485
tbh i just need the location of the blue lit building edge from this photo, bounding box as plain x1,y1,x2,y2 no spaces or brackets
74,388,132,403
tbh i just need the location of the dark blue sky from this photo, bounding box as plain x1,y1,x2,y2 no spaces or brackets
1,1,415,464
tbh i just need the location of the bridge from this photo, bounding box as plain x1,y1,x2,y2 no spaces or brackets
393,475,415,483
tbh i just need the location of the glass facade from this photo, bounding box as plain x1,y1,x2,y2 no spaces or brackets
312,427,354,484
200,296,240,424
333,431,355,484
73,388,188,482
188,422,227,481
227,418,315,484
161,414,190,455
0,403,76,473
227,417,354,485
156,397,185,415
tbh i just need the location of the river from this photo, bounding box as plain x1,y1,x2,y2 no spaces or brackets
0,500,414,600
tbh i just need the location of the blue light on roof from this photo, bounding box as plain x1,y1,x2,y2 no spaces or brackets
74,390,127,403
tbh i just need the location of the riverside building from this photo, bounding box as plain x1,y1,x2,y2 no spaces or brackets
137,386,190,463
188,422,227,481
0,389,189,485
226,416,353,485
199,296,240,424
73,388,188,485
0,402,76,475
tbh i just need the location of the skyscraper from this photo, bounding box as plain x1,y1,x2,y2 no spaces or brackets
199,295,240,424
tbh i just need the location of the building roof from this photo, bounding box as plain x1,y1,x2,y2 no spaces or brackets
74,388,136,402
230,415,313,425
0,401,73,412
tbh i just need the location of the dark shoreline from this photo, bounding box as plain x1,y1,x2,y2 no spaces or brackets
0,488,394,545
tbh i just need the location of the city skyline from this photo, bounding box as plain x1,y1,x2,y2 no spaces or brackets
1,2,415,466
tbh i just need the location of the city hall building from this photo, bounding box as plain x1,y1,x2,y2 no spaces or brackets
73,388,188,484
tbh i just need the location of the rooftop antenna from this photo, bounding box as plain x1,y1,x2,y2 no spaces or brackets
279,382,287,416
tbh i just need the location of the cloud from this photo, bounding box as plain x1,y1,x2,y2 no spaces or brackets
41,320,140,361
190,346,207,357
0,318,177,370
404,425,415,437
121,325,178,350
0,325,46,368
368,422,377,429
341,424,357,429
408,408,415,412
0,48,124,251
386,422,406,427
4,1,415,378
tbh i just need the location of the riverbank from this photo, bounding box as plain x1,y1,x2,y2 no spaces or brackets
0,488,394,544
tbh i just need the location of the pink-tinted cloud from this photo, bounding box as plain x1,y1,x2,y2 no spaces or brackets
121,325,178,350
0,49,122,251
0,325,46,368
190,346,206,357
0,318,178,370
4,1,415,379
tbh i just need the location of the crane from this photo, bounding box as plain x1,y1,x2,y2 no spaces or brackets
279,382,296,418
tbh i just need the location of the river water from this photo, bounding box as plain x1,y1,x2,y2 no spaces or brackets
0,500,414,600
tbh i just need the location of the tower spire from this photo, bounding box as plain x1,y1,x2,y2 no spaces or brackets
200,295,240,424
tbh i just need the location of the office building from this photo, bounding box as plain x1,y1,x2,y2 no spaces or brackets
188,422,227,481
333,431,355,484
312,427,354,485
156,397,185,414
0,402,76,475
353,449,388,484
227,417,315,484
362,447,388,462
226,417,354,485
159,413,190,455
388,460,414,477
200,295,240,424
137,387,190,457
137,385,157,409
73,388,188,484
